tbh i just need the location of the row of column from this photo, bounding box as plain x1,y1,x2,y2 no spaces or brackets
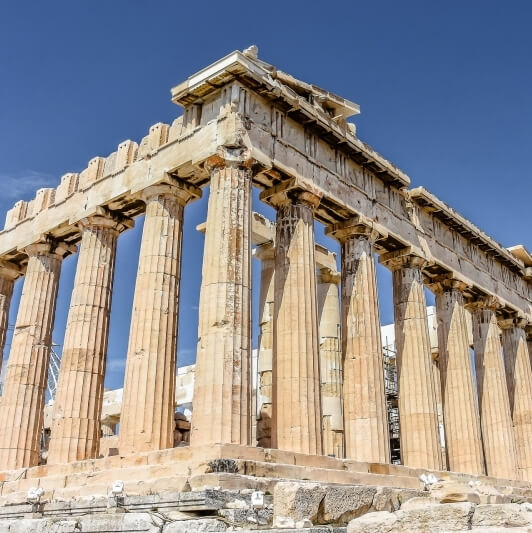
0,163,530,485
0,178,201,468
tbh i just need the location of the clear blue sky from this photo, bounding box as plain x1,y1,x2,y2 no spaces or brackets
1,1,530,389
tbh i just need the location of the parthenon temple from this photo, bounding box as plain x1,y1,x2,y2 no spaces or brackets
0,47,530,530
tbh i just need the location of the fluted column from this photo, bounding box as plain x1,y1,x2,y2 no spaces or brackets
431,353,448,470
500,317,532,481
119,180,200,454
467,300,517,479
0,240,73,469
317,267,344,458
255,242,275,448
47,210,133,464
433,279,484,475
527,327,532,369
264,189,322,455
0,262,22,371
380,250,442,470
328,219,389,463
191,162,252,446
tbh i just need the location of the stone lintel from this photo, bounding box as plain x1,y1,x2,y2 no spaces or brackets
260,178,322,210
326,215,387,243
379,247,427,271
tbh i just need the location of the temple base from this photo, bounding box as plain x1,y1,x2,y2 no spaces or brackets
0,445,531,531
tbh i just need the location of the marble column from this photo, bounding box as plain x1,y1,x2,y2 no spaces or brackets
468,300,518,480
262,188,323,455
317,267,344,458
0,240,72,469
500,317,532,482
119,180,200,454
191,162,252,446
328,220,389,463
431,353,448,470
433,279,484,475
0,261,22,372
527,326,532,370
47,210,133,464
380,250,442,470
255,242,275,448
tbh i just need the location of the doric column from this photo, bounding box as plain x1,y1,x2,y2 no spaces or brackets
467,299,518,480
499,317,532,482
317,267,344,458
47,209,133,464
527,326,532,369
191,160,252,446
0,261,22,371
260,186,323,455
255,242,275,448
432,278,484,475
328,219,389,463
380,249,442,470
0,239,73,469
431,353,448,470
119,179,200,454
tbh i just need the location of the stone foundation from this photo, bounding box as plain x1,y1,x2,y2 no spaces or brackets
0,445,530,531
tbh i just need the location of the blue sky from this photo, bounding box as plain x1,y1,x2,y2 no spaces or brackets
0,1,530,389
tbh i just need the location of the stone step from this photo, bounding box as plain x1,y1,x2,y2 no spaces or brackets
0,489,240,520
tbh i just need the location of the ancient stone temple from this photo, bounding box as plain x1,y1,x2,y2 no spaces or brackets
0,47,530,532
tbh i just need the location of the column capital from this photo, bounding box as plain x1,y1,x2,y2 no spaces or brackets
318,267,341,285
260,178,322,211
24,237,77,260
526,325,532,341
254,241,275,262
140,177,202,206
78,207,134,234
204,151,254,172
464,295,502,313
379,247,427,271
0,260,23,281
326,215,387,243
498,315,528,331
427,274,469,295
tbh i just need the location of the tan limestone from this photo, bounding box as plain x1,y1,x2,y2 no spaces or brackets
527,327,532,369
191,163,252,446
255,242,275,449
431,353,448,470
119,180,200,454
328,220,389,464
380,250,442,470
469,300,518,480
0,240,73,469
0,262,21,373
500,318,532,482
269,190,323,455
433,279,484,475
317,267,344,458
47,210,133,464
